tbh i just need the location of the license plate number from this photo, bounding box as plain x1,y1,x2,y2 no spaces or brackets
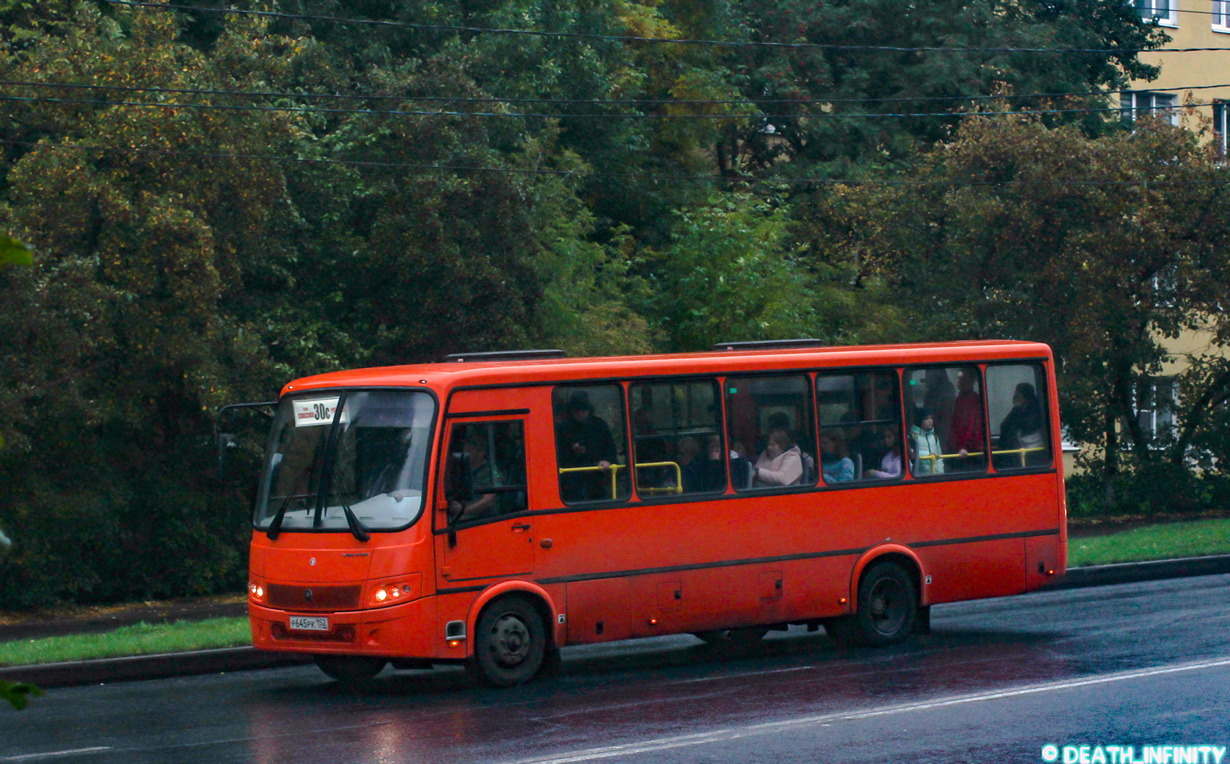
289,616,329,632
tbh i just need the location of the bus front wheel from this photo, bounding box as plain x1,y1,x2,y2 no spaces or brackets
470,597,547,687
826,561,918,647
313,654,386,683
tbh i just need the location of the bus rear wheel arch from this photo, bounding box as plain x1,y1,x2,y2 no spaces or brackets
826,558,919,647
469,595,550,687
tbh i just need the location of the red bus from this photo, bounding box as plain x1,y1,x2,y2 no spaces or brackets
245,340,1066,686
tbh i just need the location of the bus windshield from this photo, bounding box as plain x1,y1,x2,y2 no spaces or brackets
254,390,436,534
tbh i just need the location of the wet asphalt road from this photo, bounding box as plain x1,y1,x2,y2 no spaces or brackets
2,574,1228,764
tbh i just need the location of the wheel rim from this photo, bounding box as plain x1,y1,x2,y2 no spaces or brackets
488,612,532,668
867,576,909,636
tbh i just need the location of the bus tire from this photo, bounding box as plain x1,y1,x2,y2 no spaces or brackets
471,596,547,687
852,560,918,647
313,654,386,683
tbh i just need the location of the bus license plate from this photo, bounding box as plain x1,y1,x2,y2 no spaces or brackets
289,616,329,632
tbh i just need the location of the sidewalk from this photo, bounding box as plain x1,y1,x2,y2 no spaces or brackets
3,555,1230,689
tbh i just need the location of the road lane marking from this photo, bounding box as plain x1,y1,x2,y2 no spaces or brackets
0,748,110,761
513,655,1230,763
670,665,818,685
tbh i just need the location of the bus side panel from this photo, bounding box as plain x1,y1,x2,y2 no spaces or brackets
538,496,857,638
916,538,1027,604
566,579,634,644
1024,535,1063,591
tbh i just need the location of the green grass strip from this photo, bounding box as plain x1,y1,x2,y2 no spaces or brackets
0,617,249,667
1068,518,1230,567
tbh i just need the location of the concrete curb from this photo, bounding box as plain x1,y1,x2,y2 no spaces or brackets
4,555,1229,689
1042,554,1230,590
0,648,310,689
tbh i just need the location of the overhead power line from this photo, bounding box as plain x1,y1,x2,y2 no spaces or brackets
8,78,1230,108
5,138,1228,189
0,90,1219,121
103,0,1186,55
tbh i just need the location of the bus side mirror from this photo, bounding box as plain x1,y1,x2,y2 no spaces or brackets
214,400,277,480
445,452,473,512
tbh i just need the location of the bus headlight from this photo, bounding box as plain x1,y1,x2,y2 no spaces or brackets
248,580,265,602
366,574,421,608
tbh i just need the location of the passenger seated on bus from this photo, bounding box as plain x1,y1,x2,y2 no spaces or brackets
729,438,754,489
556,390,618,501
756,411,793,452
847,421,884,471
753,429,803,487
820,433,855,483
864,428,903,480
911,408,945,475
681,434,726,493
449,432,504,521
996,382,1045,468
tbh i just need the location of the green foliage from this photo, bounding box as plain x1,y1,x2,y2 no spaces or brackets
643,193,822,350
0,1,1173,606
716,0,1165,177
806,116,1230,482
1065,466,1230,519
0,234,31,268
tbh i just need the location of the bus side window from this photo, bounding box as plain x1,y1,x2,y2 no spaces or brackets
987,364,1052,470
903,366,989,476
727,374,816,490
553,385,632,504
446,421,528,522
815,371,902,485
630,379,725,497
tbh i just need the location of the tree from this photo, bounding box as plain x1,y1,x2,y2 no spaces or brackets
805,115,1230,503
715,0,1166,178
0,233,40,711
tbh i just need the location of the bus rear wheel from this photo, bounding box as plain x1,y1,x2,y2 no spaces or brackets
826,561,918,647
313,654,386,683
470,597,547,687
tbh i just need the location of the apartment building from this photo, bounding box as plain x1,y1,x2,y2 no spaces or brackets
1128,2,1230,147
1112,2,1230,459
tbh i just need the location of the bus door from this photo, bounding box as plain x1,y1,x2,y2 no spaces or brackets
436,417,534,586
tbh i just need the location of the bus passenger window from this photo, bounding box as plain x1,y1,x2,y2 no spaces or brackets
816,371,903,484
446,421,527,521
553,385,631,504
630,380,725,497
726,374,816,490
986,364,1052,470
904,366,988,476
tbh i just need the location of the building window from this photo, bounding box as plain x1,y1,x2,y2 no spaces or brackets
1138,0,1179,26
1122,91,1179,126
1214,0,1230,29
1134,376,1178,446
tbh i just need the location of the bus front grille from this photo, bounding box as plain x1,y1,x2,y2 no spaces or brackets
267,584,361,611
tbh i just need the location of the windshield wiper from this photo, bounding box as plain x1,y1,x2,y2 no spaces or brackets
267,466,315,541
340,499,370,543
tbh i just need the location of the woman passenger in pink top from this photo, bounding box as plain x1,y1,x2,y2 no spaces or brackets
754,429,803,487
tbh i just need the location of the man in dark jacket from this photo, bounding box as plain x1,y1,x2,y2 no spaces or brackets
557,391,618,501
